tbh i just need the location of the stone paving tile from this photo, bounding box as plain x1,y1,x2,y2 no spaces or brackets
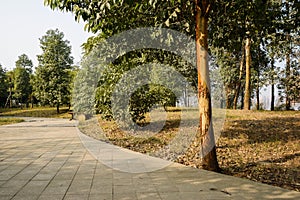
113,192,138,200
1,118,300,200
0,195,12,200
11,194,40,200
90,184,113,194
63,194,89,200
177,191,230,200
160,192,182,200
134,184,157,193
0,179,28,189
54,172,76,180
0,186,20,196
41,185,69,195
38,194,65,200
136,192,162,200
113,185,136,194
66,179,93,195
154,184,180,193
113,178,133,186
88,193,112,200
91,178,113,186
32,172,56,181
0,181,5,186
16,180,49,196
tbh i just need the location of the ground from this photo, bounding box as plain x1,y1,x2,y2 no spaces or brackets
0,117,24,125
79,109,300,192
1,107,299,191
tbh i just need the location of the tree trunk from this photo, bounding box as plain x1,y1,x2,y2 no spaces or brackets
256,83,260,110
233,49,245,109
56,103,60,114
240,86,244,109
244,37,251,110
284,2,291,111
225,87,233,109
256,61,260,110
285,42,291,110
270,59,275,111
9,90,12,108
194,0,219,172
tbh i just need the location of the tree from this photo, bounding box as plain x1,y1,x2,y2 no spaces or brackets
210,0,279,111
192,0,219,171
0,64,8,108
34,29,74,113
278,0,300,110
13,54,33,107
15,54,33,73
45,0,220,171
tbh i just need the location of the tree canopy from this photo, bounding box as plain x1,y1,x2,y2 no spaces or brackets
0,64,8,108
34,29,74,113
13,54,33,106
44,0,300,172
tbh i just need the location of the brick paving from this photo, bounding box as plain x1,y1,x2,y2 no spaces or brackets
0,118,299,200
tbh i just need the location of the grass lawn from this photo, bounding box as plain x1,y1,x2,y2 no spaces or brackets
78,108,300,192
0,118,24,126
0,107,71,118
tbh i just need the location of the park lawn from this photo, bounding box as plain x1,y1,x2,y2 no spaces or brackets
0,107,71,119
0,118,24,126
79,109,300,192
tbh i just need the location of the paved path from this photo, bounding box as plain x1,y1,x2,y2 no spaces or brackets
0,118,299,200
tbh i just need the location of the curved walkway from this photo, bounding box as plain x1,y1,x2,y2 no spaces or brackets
0,118,299,200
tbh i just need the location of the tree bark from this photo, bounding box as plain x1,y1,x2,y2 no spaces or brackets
225,86,233,109
270,58,275,111
285,39,291,110
285,2,291,110
194,0,219,172
56,103,60,114
256,60,260,110
233,49,245,109
256,83,260,110
244,37,251,110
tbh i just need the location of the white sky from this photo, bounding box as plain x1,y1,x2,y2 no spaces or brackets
0,0,94,70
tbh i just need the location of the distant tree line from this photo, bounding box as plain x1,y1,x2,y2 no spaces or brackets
45,0,300,112
0,29,76,113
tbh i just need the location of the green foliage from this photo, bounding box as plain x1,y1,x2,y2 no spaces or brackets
0,64,8,108
44,0,299,113
34,29,74,112
278,60,300,106
13,54,33,106
44,0,194,36
74,50,184,122
0,118,24,126
15,54,33,73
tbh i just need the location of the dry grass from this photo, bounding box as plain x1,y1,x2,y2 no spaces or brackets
79,108,300,191
0,118,24,126
217,110,300,191
0,107,71,118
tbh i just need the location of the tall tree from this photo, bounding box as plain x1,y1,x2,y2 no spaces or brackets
210,0,278,111
34,29,74,113
15,54,33,73
279,0,299,110
45,0,220,171
13,54,33,107
0,64,8,108
5,70,14,108
193,0,219,171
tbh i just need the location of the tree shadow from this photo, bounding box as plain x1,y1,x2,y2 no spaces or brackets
220,116,300,143
220,152,300,191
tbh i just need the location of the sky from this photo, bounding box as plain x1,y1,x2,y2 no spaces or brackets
0,0,94,70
